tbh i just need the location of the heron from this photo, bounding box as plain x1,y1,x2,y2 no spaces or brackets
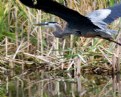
19,0,121,45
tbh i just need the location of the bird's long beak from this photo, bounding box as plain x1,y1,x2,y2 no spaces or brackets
34,23,47,26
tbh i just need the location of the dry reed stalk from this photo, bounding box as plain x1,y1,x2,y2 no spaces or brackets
112,29,121,95
15,6,19,47
37,10,43,55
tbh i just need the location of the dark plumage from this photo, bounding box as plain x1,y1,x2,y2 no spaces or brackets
19,0,121,45
104,3,121,23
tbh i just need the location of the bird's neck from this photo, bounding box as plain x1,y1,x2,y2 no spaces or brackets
53,25,63,32
52,24,74,38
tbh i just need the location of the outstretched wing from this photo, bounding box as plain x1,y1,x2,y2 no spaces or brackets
87,9,111,22
19,0,89,24
104,3,121,24
87,3,121,24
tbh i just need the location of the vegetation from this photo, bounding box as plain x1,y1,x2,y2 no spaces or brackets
0,0,121,97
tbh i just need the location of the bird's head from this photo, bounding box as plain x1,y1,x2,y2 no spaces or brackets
34,22,64,38
34,22,60,29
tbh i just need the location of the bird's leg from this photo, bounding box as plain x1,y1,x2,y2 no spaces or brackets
102,37,121,46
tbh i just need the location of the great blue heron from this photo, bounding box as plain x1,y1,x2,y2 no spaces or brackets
19,0,121,45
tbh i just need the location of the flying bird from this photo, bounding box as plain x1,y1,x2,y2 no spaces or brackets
19,0,121,45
